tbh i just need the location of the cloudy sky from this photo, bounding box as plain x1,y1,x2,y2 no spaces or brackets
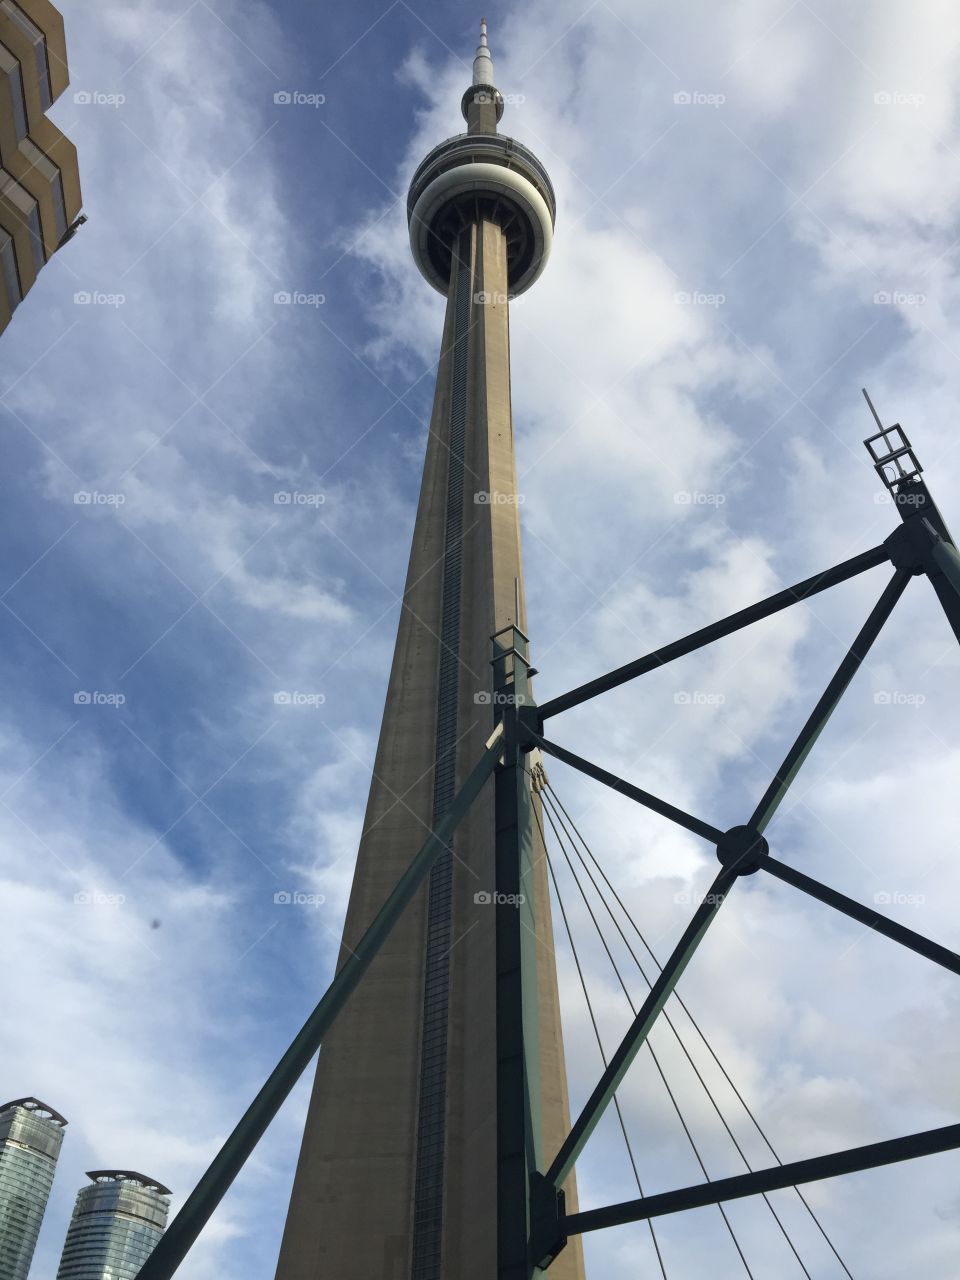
3,1,960,1276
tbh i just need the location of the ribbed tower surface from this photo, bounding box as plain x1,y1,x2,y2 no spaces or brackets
276,23,584,1280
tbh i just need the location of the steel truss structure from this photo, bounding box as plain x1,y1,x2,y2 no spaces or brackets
135,413,960,1280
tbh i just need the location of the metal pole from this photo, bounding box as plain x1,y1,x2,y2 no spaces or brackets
534,735,722,844
563,1121,960,1235
135,727,504,1280
493,627,542,1280
889,477,960,645
749,568,911,834
926,527,960,644
539,546,890,720
759,854,960,976
543,864,738,1192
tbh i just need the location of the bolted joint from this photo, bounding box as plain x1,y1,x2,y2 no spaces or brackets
884,520,935,576
497,701,541,770
716,825,768,876
517,703,541,752
528,1173,567,1271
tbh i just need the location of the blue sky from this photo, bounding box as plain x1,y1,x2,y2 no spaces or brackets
4,1,960,1277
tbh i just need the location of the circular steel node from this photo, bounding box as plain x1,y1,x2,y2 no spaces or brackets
716,825,768,876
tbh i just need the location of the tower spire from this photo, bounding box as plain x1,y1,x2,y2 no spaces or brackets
473,17,494,86
462,16,504,133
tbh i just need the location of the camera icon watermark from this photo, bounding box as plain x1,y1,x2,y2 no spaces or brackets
873,290,925,307
274,890,326,906
674,290,725,307
274,90,326,107
74,90,125,108
673,90,725,108
273,691,326,707
872,489,925,508
474,690,529,706
874,890,925,907
274,490,325,506
874,90,925,107
873,690,925,706
673,490,725,506
74,291,126,308
74,691,126,707
474,491,524,505
674,690,725,706
274,290,325,307
74,490,126,506
474,890,526,906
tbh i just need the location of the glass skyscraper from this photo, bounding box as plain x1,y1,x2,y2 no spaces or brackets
0,1096,68,1280
56,1170,170,1280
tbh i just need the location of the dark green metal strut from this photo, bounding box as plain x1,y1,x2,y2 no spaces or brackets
526,458,960,1269
540,864,738,1194
493,624,544,1280
132,418,960,1280
538,546,891,721
561,1121,960,1237
135,727,504,1280
749,567,912,833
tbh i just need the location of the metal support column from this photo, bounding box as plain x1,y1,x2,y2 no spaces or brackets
749,568,912,834
493,625,543,1280
894,476,960,644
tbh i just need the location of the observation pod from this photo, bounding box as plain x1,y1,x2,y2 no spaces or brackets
407,20,555,297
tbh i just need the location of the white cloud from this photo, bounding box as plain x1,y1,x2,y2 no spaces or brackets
6,1,960,1278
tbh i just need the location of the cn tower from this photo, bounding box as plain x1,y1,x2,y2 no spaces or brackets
275,21,584,1280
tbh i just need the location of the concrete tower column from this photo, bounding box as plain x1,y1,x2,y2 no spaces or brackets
275,24,583,1280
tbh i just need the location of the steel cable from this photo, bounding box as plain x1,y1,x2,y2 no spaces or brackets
538,795,757,1279
532,798,670,1280
542,777,854,1279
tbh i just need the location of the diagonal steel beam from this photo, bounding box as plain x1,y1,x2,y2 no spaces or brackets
543,865,738,1190
534,735,722,844
927,525,960,645
562,1121,960,1236
760,854,960,977
749,567,912,834
135,727,504,1280
539,546,890,720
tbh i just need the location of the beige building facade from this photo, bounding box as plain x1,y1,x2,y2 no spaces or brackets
0,0,82,335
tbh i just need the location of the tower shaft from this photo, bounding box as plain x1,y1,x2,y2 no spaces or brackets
275,218,583,1279
277,23,581,1277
